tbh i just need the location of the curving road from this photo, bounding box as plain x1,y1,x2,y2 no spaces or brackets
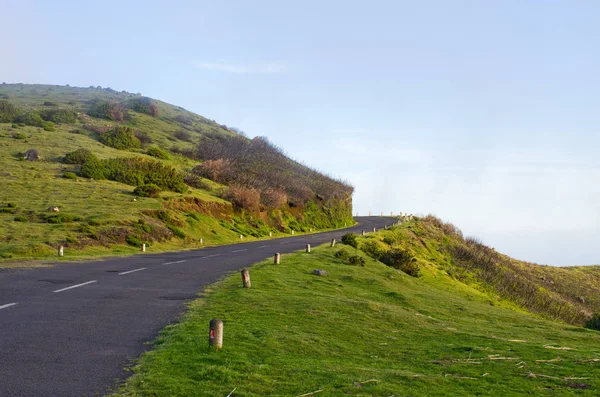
0,216,395,397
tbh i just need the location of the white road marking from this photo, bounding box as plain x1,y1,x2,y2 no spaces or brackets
119,267,147,275
0,302,18,310
279,241,289,245
162,260,187,265
258,245,269,248
203,254,221,258
311,236,318,239
53,280,97,293
232,249,248,253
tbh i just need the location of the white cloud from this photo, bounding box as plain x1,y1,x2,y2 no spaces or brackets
192,60,288,74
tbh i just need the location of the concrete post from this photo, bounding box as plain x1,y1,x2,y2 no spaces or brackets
274,253,281,264
306,244,311,253
142,243,146,252
241,268,251,288
209,319,223,350
58,246,64,257
240,234,243,240
200,238,203,245
373,227,377,233
330,239,336,247
362,230,365,236
309,228,312,232
269,232,272,237
291,230,295,235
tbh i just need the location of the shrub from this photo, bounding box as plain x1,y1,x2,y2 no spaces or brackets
7,202,16,208
360,239,388,260
261,188,287,209
134,130,153,146
174,129,192,142
585,313,600,331
380,248,421,277
43,122,56,131
127,97,159,117
64,148,97,165
63,172,77,179
45,213,81,224
88,99,127,121
126,235,143,247
14,216,28,222
13,132,26,140
192,159,232,183
334,248,350,260
0,99,20,122
147,146,169,160
341,232,358,248
133,183,162,198
81,157,187,193
100,126,141,150
40,108,78,124
11,124,18,128
223,185,261,212
183,173,212,190
43,101,57,106
348,255,366,266
65,236,78,244
174,114,193,125
15,111,45,127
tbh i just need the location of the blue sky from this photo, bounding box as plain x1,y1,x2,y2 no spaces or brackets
2,1,599,265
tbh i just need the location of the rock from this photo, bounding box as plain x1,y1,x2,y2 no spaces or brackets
312,269,328,277
578,296,585,304
132,198,137,202
48,207,59,212
23,148,39,161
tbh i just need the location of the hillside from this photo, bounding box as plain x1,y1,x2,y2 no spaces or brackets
0,83,353,262
111,219,600,397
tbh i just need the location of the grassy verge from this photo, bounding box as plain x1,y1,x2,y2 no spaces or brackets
110,243,600,396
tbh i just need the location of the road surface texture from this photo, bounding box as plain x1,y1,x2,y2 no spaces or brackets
0,216,395,397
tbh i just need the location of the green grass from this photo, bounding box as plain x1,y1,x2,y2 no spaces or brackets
110,244,600,396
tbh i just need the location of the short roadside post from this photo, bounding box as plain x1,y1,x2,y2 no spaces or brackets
373,227,376,233
274,253,281,264
306,244,311,253
209,319,223,350
58,246,64,257
362,230,365,236
241,268,251,288
330,239,336,247
141,243,146,252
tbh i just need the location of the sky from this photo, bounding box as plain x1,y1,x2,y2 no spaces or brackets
1,1,599,266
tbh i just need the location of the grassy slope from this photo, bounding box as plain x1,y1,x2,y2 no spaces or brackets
111,225,600,397
0,84,351,264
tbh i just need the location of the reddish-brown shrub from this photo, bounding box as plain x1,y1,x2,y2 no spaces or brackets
192,159,232,183
223,185,260,212
261,188,287,209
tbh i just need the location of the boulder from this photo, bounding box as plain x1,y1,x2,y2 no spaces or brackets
312,269,328,277
23,148,39,161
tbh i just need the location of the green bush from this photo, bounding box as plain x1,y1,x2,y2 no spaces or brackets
380,248,420,277
14,216,28,222
360,239,388,260
133,183,162,198
126,235,143,247
13,132,27,140
127,97,159,117
64,148,97,165
40,108,78,124
0,100,20,122
334,248,350,260
585,313,600,331
7,202,17,208
45,213,82,224
147,146,170,159
65,236,78,244
81,157,187,193
341,233,358,248
348,255,366,266
63,172,77,179
43,101,57,106
88,99,127,121
42,122,56,131
100,126,141,150
15,111,45,127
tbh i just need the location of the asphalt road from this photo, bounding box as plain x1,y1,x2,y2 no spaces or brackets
0,216,395,397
